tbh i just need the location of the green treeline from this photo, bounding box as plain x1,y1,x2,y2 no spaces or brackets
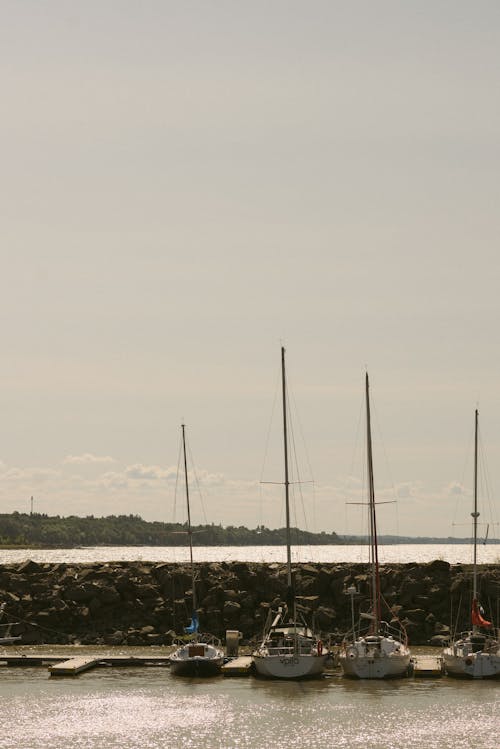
0,512,340,548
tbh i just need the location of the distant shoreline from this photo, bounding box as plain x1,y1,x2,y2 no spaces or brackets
1,512,498,549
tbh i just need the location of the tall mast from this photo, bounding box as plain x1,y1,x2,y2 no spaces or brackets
281,346,292,592
365,373,381,633
472,409,479,609
182,424,196,611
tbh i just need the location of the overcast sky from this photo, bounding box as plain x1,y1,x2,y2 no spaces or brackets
1,1,500,538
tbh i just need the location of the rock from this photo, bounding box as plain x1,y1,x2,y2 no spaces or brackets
301,564,320,577
164,629,176,645
223,600,241,621
404,608,426,622
17,559,42,574
146,633,164,645
97,585,121,605
0,559,497,647
296,595,320,610
315,606,336,630
426,559,450,575
105,630,126,645
63,583,101,603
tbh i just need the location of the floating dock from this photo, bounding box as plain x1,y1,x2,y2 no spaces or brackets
222,656,254,676
412,655,444,677
0,653,171,676
49,655,170,676
50,656,103,676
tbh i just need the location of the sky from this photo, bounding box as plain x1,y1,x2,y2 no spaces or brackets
1,1,500,538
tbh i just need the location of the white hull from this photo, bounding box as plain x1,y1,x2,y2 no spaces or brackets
253,653,328,679
339,636,411,679
443,636,500,679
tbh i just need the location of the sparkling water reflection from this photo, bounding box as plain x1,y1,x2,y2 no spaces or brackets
0,543,499,565
0,661,498,749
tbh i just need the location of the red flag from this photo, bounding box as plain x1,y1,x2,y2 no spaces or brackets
472,598,492,628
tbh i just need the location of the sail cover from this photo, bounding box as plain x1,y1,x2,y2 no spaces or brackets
471,598,492,628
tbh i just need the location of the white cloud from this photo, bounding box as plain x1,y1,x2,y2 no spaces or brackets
63,453,116,465
99,471,129,490
124,464,177,481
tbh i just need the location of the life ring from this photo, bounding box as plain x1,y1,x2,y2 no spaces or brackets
317,640,323,656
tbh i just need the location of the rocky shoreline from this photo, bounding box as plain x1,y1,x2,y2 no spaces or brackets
1,560,498,647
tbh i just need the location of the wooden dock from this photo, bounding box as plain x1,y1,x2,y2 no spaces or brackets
0,653,171,676
412,655,444,677
0,654,67,667
222,656,254,676
50,656,103,676
49,655,170,676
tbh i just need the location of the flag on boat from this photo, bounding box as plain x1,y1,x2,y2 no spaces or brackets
184,612,199,634
471,598,492,628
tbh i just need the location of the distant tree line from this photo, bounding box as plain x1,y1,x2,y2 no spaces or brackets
0,513,341,548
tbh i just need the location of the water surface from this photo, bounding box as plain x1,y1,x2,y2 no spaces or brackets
1,543,499,565
0,653,498,749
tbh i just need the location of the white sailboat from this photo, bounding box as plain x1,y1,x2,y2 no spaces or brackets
252,347,329,679
443,409,500,679
339,373,411,679
169,424,225,676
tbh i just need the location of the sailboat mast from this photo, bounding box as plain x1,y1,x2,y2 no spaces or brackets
281,346,292,591
181,424,196,611
365,373,381,633
472,409,479,604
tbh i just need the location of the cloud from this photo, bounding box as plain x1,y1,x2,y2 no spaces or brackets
125,464,177,481
447,482,465,496
395,481,423,499
0,466,61,482
99,471,129,490
63,453,116,465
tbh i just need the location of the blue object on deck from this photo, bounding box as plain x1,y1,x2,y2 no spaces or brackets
184,613,199,634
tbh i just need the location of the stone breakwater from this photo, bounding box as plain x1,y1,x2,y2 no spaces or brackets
1,559,499,647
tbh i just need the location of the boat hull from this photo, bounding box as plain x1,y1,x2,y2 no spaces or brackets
169,656,224,677
339,637,411,679
252,653,328,680
340,652,410,679
443,649,500,679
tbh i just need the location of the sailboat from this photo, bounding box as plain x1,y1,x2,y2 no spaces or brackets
443,409,500,679
252,347,329,679
338,373,411,679
169,424,225,676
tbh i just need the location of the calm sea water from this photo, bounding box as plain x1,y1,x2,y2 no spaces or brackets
1,543,499,565
0,647,498,749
